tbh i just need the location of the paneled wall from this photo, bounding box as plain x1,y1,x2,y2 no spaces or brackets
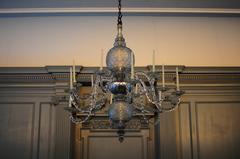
0,96,71,159
0,67,71,159
158,95,240,159
0,66,240,159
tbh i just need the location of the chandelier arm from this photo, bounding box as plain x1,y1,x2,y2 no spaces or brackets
134,72,180,113
98,73,114,93
71,100,86,113
131,104,149,124
134,80,163,113
70,74,110,116
132,103,151,114
92,96,107,111
136,78,154,103
73,98,106,112
69,94,95,124
90,75,114,112
71,89,95,111
99,77,108,92
75,105,96,124
71,88,90,100
155,99,181,113
69,113,92,124
157,98,181,113
70,79,100,114
91,74,105,106
102,81,113,93
135,72,158,102
71,92,89,113
71,92,93,113
134,73,159,106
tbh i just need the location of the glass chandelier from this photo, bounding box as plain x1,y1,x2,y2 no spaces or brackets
66,0,184,142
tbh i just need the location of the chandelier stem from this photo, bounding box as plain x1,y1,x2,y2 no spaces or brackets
117,24,123,38
117,0,123,40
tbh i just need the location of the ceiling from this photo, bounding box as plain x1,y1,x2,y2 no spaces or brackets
0,0,240,9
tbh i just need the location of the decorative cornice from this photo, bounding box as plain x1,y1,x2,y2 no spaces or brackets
82,119,148,130
0,7,240,16
1,66,240,74
0,66,240,87
1,7,240,14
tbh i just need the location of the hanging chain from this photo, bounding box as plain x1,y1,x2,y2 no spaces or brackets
117,0,122,25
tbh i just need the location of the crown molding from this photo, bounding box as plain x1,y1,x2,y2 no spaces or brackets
0,66,240,85
0,7,240,16
1,66,240,74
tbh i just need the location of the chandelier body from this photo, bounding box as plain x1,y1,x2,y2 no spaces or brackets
66,0,184,142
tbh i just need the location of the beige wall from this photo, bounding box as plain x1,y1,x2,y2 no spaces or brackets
0,16,240,67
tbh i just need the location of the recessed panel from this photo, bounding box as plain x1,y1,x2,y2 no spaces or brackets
0,103,34,159
88,136,143,159
196,102,240,159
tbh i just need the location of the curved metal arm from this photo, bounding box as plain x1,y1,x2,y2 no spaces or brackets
133,71,182,113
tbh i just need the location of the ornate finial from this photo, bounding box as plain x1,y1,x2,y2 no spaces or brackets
117,129,125,143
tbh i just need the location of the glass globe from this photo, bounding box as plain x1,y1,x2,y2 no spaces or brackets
106,46,133,71
106,34,135,71
108,101,133,128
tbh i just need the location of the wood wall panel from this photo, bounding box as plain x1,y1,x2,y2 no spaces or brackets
195,102,240,159
0,96,70,159
78,129,152,159
158,106,181,159
88,137,143,159
54,103,71,159
158,102,193,159
0,103,35,159
157,96,240,159
178,103,192,159
38,103,54,159
1,66,240,159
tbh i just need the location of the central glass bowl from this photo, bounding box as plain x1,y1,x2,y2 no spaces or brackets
108,101,133,129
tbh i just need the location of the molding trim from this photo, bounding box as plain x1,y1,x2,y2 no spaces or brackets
0,7,240,16
1,66,240,74
0,66,240,87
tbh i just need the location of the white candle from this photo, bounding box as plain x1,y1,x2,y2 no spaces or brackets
73,60,76,83
70,67,73,89
135,83,138,94
110,94,113,104
69,96,72,107
152,50,155,72
100,49,103,70
162,64,165,87
91,75,94,88
176,67,180,91
131,51,134,79
158,91,162,101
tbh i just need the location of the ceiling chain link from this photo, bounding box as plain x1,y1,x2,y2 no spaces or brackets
117,0,122,25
